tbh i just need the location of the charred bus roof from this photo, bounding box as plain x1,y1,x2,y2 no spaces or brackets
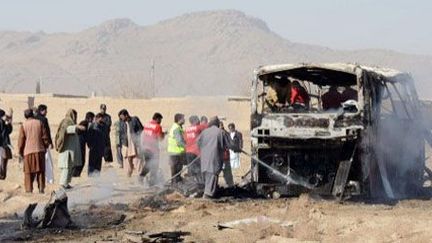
254,63,412,86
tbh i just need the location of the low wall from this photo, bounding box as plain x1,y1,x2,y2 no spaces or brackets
0,93,251,137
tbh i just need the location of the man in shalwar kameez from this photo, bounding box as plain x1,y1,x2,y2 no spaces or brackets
18,109,50,193
55,109,85,189
198,116,240,198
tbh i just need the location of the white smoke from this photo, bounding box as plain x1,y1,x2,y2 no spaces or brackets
367,87,428,200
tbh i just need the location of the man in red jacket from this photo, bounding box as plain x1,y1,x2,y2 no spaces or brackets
184,115,204,185
290,81,310,110
200,116,208,130
141,112,165,185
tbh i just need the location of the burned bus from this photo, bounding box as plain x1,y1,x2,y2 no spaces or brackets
250,63,426,199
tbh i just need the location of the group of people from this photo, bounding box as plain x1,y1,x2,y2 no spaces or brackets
266,78,311,111
0,109,13,182
0,105,53,193
114,110,244,198
266,77,358,111
321,86,358,110
0,103,244,199
14,105,114,192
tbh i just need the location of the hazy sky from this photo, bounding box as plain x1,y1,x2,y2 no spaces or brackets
1,0,430,55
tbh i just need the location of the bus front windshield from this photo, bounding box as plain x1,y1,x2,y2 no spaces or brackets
261,78,358,114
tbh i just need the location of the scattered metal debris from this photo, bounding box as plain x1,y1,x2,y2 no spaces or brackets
22,203,39,229
123,230,190,243
216,216,294,230
147,231,191,242
134,194,182,211
22,190,74,229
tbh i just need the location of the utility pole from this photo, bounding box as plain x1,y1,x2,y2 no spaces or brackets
150,58,155,97
35,76,42,94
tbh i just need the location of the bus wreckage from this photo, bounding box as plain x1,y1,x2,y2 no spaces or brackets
249,63,431,200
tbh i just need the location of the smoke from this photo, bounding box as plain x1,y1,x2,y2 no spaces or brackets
67,170,117,207
367,88,427,200
131,131,170,188
40,131,172,214
28,169,117,218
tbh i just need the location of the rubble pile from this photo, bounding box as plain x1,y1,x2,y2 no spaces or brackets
73,204,126,229
123,230,190,243
133,194,182,212
22,190,74,229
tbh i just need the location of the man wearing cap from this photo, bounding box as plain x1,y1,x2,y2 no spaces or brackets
100,104,113,164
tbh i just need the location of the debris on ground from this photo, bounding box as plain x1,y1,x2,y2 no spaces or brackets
22,203,40,229
132,194,182,211
0,192,12,202
216,216,294,230
256,235,319,243
123,230,191,243
169,177,203,197
22,190,74,229
147,231,191,242
72,205,126,229
123,230,147,243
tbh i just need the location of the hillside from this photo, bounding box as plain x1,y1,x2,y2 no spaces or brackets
1,10,431,98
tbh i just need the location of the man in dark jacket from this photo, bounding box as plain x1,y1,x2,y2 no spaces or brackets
100,104,113,164
198,116,240,198
119,109,144,177
35,104,53,147
0,109,13,180
322,86,343,110
227,123,243,170
87,113,108,176
73,112,95,177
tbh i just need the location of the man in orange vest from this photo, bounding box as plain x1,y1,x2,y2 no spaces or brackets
184,115,204,185
141,112,165,185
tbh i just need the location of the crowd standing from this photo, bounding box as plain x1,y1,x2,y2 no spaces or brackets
0,109,12,181
0,104,243,199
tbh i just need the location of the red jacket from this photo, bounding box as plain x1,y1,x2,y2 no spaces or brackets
184,125,203,156
290,86,310,106
142,120,163,153
199,123,208,130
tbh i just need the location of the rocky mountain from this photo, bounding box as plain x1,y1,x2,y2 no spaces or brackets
1,10,431,98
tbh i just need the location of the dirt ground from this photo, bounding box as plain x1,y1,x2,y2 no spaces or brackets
3,169,432,243
98,194,432,243
2,95,432,242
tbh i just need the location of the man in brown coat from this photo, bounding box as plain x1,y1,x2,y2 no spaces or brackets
18,109,50,193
